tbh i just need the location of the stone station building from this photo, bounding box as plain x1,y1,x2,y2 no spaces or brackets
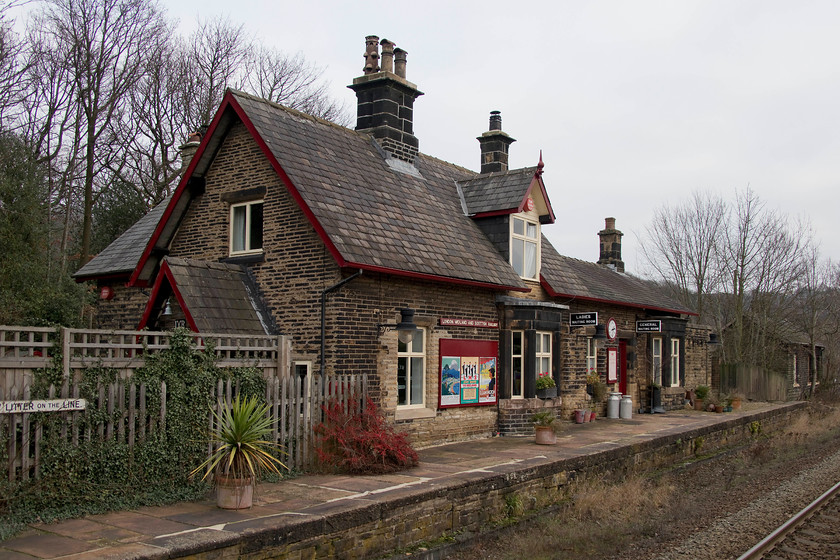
75,36,711,446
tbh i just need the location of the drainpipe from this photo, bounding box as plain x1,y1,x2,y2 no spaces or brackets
320,270,363,392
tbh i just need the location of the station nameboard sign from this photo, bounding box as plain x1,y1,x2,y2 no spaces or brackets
440,318,499,329
636,320,662,333
570,312,598,327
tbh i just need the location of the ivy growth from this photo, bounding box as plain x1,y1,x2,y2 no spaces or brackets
1,328,274,541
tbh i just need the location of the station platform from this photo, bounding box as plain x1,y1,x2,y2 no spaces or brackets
0,402,803,560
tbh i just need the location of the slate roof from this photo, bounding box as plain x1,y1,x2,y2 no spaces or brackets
457,167,538,215
223,91,527,290
539,235,694,315
163,258,274,334
74,199,169,279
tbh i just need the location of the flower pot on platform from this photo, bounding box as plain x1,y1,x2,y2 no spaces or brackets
216,474,254,509
535,426,557,445
536,387,557,399
574,409,585,424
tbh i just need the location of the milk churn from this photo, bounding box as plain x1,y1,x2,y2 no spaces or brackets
619,394,633,419
607,392,622,419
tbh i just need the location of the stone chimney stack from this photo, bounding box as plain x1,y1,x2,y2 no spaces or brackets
597,217,624,273
348,36,424,164
477,111,516,174
178,131,202,176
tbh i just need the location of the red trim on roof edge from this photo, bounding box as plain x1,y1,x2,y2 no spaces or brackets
74,271,130,284
130,91,347,287
138,261,199,332
346,261,529,293
522,174,556,224
471,208,517,219
227,95,346,267
539,276,697,316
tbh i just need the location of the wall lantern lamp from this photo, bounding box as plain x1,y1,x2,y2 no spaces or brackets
592,323,608,349
380,308,420,344
708,333,721,347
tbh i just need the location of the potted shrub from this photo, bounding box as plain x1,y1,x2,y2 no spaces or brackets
531,411,557,445
694,385,710,411
536,372,557,398
726,392,743,411
191,395,287,509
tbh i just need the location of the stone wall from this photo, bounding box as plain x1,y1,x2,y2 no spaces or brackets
90,283,148,330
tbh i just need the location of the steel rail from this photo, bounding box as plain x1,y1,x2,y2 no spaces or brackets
736,479,840,560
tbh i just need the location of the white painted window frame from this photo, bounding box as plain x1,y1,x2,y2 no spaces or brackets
229,200,264,256
510,215,540,280
652,337,663,386
397,328,426,408
670,338,681,387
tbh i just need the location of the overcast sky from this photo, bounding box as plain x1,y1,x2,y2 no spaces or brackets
21,0,840,275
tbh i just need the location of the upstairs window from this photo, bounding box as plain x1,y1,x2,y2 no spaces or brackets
511,216,539,279
230,200,263,255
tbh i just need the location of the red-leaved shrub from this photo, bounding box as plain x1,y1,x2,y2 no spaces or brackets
313,397,419,474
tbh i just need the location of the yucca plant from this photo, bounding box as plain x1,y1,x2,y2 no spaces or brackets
192,395,287,483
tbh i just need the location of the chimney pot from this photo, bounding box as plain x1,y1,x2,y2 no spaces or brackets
489,110,502,131
605,217,616,230
363,35,380,74
179,131,202,176
380,39,395,73
394,48,407,78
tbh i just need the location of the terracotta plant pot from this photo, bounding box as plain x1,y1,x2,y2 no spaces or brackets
535,425,556,445
715,405,724,413
731,398,742,411
216,474,254,509
693,399,704,411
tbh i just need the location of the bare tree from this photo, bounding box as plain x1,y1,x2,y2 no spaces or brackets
792,242,836,396
639,189,726,317
34,0,168,266
720,188,807,369
243,44,350,125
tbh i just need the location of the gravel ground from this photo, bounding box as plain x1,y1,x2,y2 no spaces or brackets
650,445,840,559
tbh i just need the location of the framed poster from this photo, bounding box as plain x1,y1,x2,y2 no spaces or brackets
607,347,618,383
439,339,499,408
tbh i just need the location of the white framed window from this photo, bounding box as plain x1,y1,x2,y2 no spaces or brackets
670,338,680,387
792,354,799,387
511,216,540,279
587,338,597,377
511,331,524,398
230,200,264,255
536,331,552,379
397,328,425,407
652,337,662,386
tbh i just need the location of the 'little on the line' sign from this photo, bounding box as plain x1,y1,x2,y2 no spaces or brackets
0,399,87,414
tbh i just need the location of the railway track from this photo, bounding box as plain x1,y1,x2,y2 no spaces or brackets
737,480,840,559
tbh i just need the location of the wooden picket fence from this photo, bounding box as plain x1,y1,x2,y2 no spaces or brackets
1,326,368,482
2,372,367,482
